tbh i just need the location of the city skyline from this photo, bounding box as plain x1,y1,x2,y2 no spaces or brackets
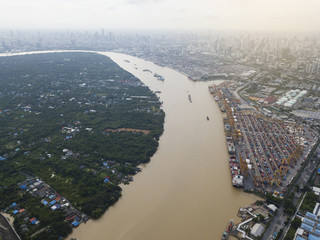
1,0,320,32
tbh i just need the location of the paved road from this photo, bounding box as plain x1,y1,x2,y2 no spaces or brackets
262,206,285,240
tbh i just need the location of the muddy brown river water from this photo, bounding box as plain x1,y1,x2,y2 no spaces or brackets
69,52,257,240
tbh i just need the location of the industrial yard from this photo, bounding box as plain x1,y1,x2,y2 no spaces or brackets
209,82,319,194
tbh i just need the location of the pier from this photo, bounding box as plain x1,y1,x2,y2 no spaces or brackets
210,82,318,194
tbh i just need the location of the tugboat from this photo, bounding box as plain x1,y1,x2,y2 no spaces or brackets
222,219,234,240
154,73,164,81
188,76,196,81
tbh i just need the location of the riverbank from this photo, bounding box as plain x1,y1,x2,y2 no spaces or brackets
1,213,14,225
0,213,20,240
0,51,163,239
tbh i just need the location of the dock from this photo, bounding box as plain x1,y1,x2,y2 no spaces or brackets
209,83,316,193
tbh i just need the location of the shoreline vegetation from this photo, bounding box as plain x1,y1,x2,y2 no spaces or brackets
0,52,164,240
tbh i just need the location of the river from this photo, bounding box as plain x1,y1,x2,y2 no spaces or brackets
69,52,258,240
0,50,258,239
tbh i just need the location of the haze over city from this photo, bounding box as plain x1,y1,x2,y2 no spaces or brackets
1,0,320,32
2,0,320,239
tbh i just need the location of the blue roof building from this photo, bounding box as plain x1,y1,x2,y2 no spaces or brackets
306,212,318,221
308,234,320,240
72,221,79,227
302,223,314,232
315,228,320,236
296,210,320,239
49,194,56,199
304,218,316,227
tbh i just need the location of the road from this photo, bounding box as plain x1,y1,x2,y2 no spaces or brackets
262,206,285,240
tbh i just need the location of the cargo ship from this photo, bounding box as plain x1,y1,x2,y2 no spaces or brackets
229,155,244,187
208,85,217,94
222,219,234,240
232,175,244,187
219,104,226,112
227,142,236,154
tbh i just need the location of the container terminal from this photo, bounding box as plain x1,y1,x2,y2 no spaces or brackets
209,82,319,194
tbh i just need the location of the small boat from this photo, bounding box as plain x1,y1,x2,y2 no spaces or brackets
154,73,165,81
207,116,209,121
188,76,196,81
188,94,192,103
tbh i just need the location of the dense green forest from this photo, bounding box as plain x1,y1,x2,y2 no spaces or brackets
0,52,164,239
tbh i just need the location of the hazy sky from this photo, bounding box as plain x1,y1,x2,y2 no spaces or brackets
1,0,320,32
